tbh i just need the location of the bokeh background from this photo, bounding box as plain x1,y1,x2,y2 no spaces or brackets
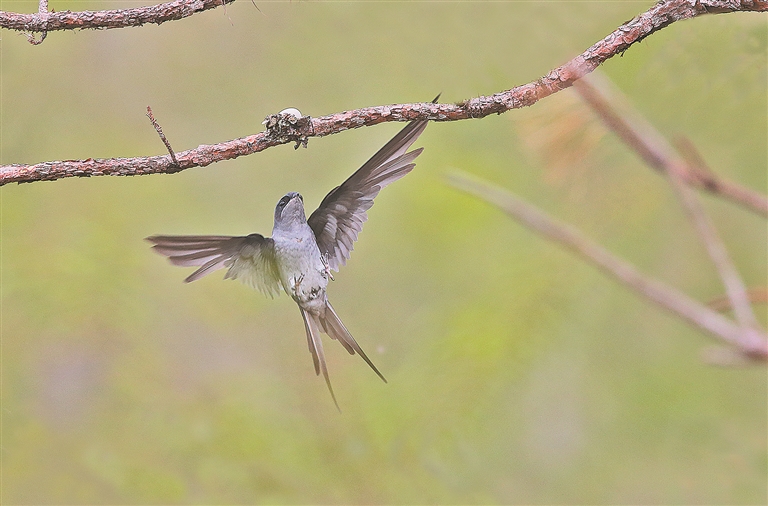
2,1,766,504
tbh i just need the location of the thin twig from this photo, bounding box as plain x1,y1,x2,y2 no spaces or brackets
447,172,768,360
708,287,768,312
573,75,763,337
672,136,768,216
573,77,767,217
146,106,179,168
249,0,264,16
668,168,762,332
1,0,765,184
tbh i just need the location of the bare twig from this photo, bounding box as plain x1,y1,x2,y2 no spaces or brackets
1,0,235,44
447,172,768,360
575,78,767,217
573,75,763,337
146,107,179,168
701,346,754,367
2,0,765,184
708,287,768,312
672,136,768,216
668,170,763,333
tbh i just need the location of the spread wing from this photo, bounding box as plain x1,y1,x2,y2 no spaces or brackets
307,118,428,272
146,234,282,297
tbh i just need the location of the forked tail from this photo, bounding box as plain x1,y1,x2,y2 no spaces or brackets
299,300,387,410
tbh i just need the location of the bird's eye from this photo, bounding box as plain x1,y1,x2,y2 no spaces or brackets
278,196,290,208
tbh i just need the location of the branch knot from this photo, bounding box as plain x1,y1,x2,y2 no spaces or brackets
263,108,312,149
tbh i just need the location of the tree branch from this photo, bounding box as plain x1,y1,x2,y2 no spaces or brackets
573,77,768,217
572,75,764,337
708,287,768,312
672,135,768,216
0,0,234,42
447,172,768,361
1,0,765,185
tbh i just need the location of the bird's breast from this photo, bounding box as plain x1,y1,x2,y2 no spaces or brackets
272,233,329,311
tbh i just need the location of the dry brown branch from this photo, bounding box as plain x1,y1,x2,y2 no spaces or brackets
447,172,768,361
1,0,234,43
572,75,763,339
2,0,765,185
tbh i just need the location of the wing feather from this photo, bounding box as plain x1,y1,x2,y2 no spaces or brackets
146,233,282,297
307,113,430,272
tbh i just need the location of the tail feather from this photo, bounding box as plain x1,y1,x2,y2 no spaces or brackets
299,300,387,410
320,302,387,384
300,307,340,412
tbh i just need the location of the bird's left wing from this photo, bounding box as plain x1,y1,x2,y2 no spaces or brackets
307,117,429,272
147,234,282,297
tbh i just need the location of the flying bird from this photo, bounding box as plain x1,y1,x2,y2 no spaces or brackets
147,118,428,409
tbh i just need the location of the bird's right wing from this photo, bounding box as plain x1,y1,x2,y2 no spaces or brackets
146,234,282,297
307,111,431,272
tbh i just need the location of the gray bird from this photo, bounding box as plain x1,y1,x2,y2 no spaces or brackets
147,118,428,408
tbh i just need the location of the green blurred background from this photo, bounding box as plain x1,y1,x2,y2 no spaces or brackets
2,1,766,503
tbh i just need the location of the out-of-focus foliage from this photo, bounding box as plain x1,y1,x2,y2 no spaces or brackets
2,1,766,504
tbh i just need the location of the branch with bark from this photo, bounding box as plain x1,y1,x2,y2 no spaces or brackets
0,0,234,44
2,0,765,186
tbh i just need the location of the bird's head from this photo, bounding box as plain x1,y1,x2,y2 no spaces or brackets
273,192,307,228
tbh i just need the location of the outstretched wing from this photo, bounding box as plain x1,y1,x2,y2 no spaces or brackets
146,234,282,297
307,117,429,272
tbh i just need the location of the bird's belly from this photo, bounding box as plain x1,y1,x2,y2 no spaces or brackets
273,239,329,313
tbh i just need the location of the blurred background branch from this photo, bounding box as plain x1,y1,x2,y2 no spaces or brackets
573,75,765,343
672,135,768,216
448,172,768,361
449,70,768,361
572,76,768,217
1,0,765,185
708,288,768,312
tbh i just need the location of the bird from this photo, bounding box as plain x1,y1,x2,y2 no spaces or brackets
147,117,428,409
